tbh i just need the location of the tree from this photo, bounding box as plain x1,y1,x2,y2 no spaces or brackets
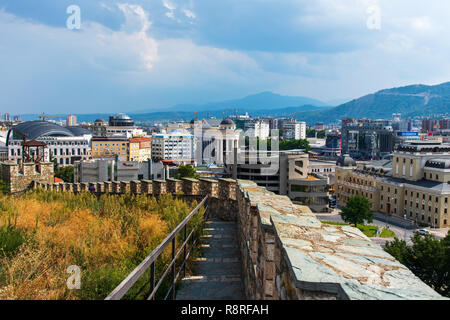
340,195,373,227
385,233,450,297
55,166,74,183
176,164,199,179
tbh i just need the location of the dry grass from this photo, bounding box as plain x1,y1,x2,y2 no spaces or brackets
0,189,204,300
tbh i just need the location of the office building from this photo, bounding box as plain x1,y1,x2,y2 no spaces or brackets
226,150,330,212
341,119,395,160
335,141,450,228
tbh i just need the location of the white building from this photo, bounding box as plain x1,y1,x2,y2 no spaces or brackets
244,120,270,139
283,122,306,140
151,130,195,164
6,121,92,166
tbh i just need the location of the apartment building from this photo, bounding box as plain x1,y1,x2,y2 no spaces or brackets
151,131,194,164
244,120,270,139
91,137,129,161
282,121,306,140
335,141,450,228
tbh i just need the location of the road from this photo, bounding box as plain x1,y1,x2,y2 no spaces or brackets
315,209,448,247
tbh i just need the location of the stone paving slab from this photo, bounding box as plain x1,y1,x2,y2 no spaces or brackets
176,220,245,300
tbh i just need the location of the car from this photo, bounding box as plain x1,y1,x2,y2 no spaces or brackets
417,229,431,236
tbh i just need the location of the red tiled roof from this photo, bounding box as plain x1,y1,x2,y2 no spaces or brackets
54,177,63,183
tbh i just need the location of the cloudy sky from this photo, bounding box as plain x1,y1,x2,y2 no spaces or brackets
1,0,450,114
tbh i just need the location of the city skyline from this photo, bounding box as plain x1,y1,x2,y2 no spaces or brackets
2,1,450,114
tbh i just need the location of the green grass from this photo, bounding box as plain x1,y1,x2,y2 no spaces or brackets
321,221,396,238
0,226,26,257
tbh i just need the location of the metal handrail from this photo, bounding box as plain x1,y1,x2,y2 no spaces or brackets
105,196,208,300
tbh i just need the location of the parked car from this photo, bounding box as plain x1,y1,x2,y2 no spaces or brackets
417,229,431,236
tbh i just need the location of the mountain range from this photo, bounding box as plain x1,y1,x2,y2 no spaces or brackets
18,82,450,124
291,82,450,123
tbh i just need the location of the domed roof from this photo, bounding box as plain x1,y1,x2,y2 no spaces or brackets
220,118,235,125
94,118,107,123
6,121,90,144
336,154,356,167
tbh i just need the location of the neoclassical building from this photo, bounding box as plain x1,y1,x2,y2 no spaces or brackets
335,141,450,228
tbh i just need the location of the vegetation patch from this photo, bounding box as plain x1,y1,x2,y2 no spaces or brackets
0,188,205,300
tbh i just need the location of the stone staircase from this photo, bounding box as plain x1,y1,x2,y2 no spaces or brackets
176,220,245,300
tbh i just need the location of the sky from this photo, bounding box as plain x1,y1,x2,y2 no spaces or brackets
1,0,450,114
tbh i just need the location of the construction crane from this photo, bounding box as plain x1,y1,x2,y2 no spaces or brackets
39,112,63,121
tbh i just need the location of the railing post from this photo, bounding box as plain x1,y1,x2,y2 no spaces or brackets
183,224,187,278
172,237,176,300
150,262,155,300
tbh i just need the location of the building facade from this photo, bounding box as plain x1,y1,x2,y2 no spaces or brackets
226,150,330,212
335,142,450,228
282,121,306,140
129,137,152,162
151,131,194,164
341,119,395,160
244,120,270,139
91,137,129,161
6,121,92,166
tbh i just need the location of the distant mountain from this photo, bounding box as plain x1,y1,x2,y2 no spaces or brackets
293,82,450,124
165,91,328,113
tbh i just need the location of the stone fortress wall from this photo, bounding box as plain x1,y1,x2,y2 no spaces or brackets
0,161,445,300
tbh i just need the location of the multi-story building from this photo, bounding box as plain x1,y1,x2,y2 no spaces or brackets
226,150,330,212
439,119,450,130
129,137,152,162
422,119,438,132
6,121,92,166
66,114,77,127
91,137,129,161
341,119,395,160
151,131,194,164
282,121,306,140
244,120,270,139
335,141,450,228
